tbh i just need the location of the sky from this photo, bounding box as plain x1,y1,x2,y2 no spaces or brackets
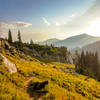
0,0,100,42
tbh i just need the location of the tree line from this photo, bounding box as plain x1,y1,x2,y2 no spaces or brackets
7,29,70,63
75,50,100,80
8,29,100,77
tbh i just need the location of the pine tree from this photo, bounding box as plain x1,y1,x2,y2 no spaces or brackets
30,39,34,45
17,30,23,50
8,29,12,43
29,39,34,49
80,51,85,73
75,50,80,72
76,50,100,80
18,30,22,43
94,52,99,77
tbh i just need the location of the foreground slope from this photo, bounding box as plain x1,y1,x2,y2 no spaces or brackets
0,49,100,100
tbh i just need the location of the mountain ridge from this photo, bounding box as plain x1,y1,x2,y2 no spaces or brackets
41,34,100,49
71,40,100,59
40,38,60,45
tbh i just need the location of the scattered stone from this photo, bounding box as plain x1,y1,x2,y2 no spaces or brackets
29,58,33,61
73,72,79,76
28,73,34,77
40,62,45,66
53,66,57,69
58,64,64,66
84,78,89,81
68,70,73,73
20,59,25,62
66,67,73,70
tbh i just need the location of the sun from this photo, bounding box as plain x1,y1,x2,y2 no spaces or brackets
86,19,100,36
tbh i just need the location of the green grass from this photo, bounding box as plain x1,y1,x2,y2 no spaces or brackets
0,50,100,100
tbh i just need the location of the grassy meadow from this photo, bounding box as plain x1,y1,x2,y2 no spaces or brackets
0,50,100,100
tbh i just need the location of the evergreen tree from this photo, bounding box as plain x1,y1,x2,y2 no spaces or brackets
18,30,22,43
30,39,34,45
94,52,99,77
80,51,85,73
17,30,23,50
8,29,12,43
75,50,100,80
29,39,34,49
75,50,80,72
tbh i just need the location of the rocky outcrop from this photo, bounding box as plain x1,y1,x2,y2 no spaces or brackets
0,39,11,50
66,55,73,64
0,54,17,73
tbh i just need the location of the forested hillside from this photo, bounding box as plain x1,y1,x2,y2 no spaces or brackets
0,30,100,100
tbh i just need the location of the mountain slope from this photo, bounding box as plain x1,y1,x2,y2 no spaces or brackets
53,34,100,49
0,39,100,100
1,50,100,100
72,41,100,58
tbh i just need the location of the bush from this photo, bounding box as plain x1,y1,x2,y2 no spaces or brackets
0,55,3,63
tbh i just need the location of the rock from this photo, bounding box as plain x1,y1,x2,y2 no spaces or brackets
66,67,72,70
28,73,34,77
68,70,73,73
20,59,25,62
66,55,73,64
53,66,57,69
84,78,89,81
73,72,79,76
0,54,17,73
40,62,45,66
0,39,11,49
29,58,33,61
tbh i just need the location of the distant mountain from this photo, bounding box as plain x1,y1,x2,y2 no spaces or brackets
83,41,100,58
71,41,100,59
53,34,100,49
40,38,60,45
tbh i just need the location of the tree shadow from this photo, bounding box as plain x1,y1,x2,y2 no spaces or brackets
27,80,49,100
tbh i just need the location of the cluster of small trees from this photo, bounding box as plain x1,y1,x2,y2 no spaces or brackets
75,51,100,79
24,42,69,62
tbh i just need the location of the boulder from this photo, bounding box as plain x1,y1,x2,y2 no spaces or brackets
0,54,17,73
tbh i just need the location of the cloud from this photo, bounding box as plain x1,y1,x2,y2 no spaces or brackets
55,22,61,26
61,0,100,33
0,21,32,37
0,21,32,32
13,21,32,28
0,22,15,37
0,21,32,30
0,22,15,29
42,14,77,27
42,17,50,26
69,14,77,18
